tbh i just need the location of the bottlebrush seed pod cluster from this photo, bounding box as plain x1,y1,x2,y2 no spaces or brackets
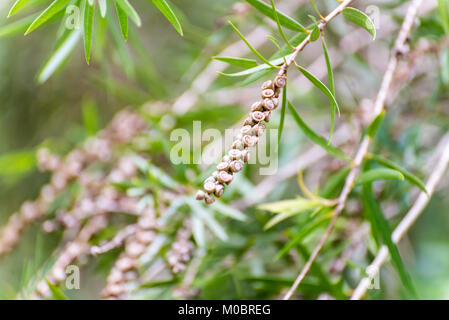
196,69,287,204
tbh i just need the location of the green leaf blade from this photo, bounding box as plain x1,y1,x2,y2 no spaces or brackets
25,0,72,35
83,0,95,65
287,101,349,161
8,0,32,18
213,56,258,68
342,7,376,40
245,0,306,32
356,168,404,185
151,0,183,36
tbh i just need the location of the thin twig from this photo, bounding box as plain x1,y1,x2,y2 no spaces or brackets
282,0,424,300
351,132,449,300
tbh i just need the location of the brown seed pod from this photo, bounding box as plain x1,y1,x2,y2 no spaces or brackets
214,184,225,197
243,116,254,126
261,89,275,99
261,80,274,91
263,98,276,111
212,171,219,179
222,155,231,163
204,180,217,193
205,176,216,184
241,149,250,163
216,161,230,171
232,139,244,150
195,190,206,200
240,125,252,135
274,75,286,88
204,193,215,205
242,135,258,147
250,101,263,112
228,149,241,160
217,171,233,184
251,111,265,123
264,111,271,122
229,160,244,173
253,123,266,137
272,97,279,108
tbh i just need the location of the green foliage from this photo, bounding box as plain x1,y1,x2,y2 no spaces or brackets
342,7,376,40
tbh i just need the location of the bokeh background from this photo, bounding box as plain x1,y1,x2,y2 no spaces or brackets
0,0,449,299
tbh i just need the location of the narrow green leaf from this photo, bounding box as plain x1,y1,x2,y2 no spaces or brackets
0,14,37,38
211,201,247,221
287,101,349,161
115,1,129,40
362,184,418,298
220,54,291,77
368,154,428,195
189,200,228,241
245,0,306,32
228,21,276,68
310,25,320,42
83,0,95,64
37,30,81,83
270,0,293,48
25,0,72,35
342,7,376,40
259,197,322,229
213,56,258,68
98,0,107,18
367,110,385,137
321,37,335,96
278,84,287,145
116,0,141,27
151,0,183,36
356,168,404,185
438,0,449,35
45,280,68,300
192,215,206,248
294,64,339,142
8,0,32,17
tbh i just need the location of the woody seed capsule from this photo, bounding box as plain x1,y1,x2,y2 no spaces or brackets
216,162,230,171
261,80,274,91
195,190,206,200
242,135,257,147
214,184,225,197
204,180,217,193
253,123,266,136
251,101,263,112
241,150,250,163
251,111,265,123
204,193,215,205
264,111,271,122
217,171,233,184
274,75,286,88
232,140,244,150
229,160,243,173
261,89,275,99
228,149,241,160
240,125,252,135
263,98,276,111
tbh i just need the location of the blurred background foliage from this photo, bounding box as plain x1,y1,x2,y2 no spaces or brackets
0,0,449,300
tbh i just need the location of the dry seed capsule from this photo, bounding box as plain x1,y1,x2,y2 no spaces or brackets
212,171,219,179
229,160,244,173
251,111,265,123
253,123,266,137
261,89,275,99
232,139,244,150
205,176,216,184
204,180,217,193
242,135,258,147
241,150,250,163
228,149,241,160
204,193,215,205
195,190,206,201
274,75,286,88
214,184,225,197
216,162,230,171
222,155,231,163
243,116,254,126
217,171,233,184
264,111,271,122
240,125,252,135
250,101,263,112
272,97,279,108
263,98,276,111
261,80,274,91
